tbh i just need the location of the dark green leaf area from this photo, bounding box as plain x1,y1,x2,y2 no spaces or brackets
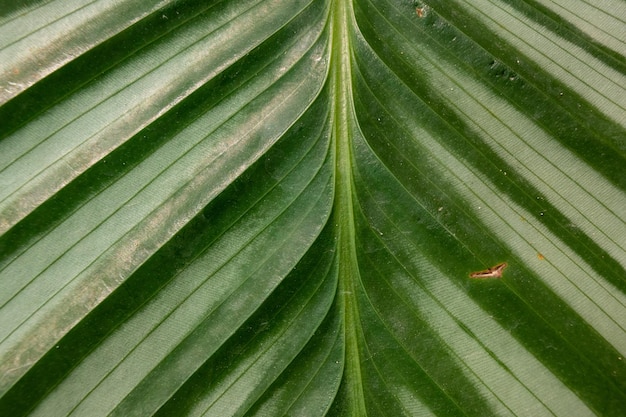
353,282,481,417
357,0,626,189
351,56,504,273
154,223,339,417
423,0,626,155
504,261,626,386
497,0,626,69
0,1,323,269
0,85,332,416
481,58,626,188
0,0,221,137
106,113,333,416
355,247,479,416
0,0,46,17
351,13,626,400
470,273,626,416
246,287,344,416
351,112,626,414
351,16,626,296
352,54,626,400
351,144,491,416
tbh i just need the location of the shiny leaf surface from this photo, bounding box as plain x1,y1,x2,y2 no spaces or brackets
1,0,625,415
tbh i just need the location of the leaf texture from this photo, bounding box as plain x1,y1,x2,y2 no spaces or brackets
1,0,625,415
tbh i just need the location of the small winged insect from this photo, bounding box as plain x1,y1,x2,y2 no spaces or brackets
469,262,507,279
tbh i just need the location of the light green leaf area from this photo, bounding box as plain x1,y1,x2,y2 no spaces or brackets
1,0,625,415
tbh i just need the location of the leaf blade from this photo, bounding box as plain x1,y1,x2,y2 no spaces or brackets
1,0,625,416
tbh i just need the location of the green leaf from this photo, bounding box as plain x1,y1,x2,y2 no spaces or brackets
1,0,625,415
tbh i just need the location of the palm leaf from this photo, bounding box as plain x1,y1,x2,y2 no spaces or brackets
1,0,625,415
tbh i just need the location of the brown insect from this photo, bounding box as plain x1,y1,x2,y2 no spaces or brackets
416,7,425,18
469,262,507,279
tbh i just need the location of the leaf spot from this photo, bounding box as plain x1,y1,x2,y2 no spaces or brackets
469,262,507,279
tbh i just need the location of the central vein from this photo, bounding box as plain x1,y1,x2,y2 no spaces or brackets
331,0,367,414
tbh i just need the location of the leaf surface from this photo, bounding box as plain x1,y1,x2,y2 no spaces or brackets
1,0,625,415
